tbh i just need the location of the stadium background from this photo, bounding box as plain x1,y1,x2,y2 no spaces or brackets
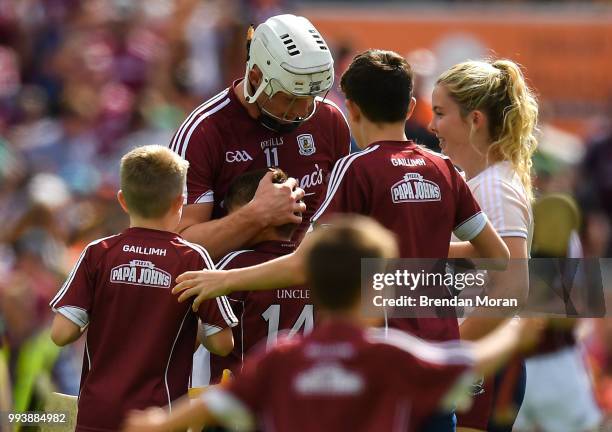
0,0,611,428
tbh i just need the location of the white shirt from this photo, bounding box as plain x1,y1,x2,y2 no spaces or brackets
454,161,533,248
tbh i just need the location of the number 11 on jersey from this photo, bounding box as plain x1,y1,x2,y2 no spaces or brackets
264,147,279,167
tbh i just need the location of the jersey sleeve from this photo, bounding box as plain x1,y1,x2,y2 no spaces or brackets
402,348,475,411
214,250,253,302
311,156,367,226
471,178,530,239
186,243,239,334
170,118,224,205
370,328,475,412
49,245,95,328
197,297,238,335
450,165,488,241
200,387,255,432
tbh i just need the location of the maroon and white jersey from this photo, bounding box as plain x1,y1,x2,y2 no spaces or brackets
207,240,313,383
49,227,238,432
169,81,351,242
202,321,475,432
311,141,487,341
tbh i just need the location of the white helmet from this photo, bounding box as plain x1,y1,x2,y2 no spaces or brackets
244,14,334,104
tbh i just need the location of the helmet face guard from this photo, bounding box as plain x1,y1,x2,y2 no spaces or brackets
246,76,329,133
243,14,334,134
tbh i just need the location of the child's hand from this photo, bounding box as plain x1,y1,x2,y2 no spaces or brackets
174,269,231,311
122,407,168,432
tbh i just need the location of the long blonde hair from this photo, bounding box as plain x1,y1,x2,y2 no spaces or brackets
436,59,539,201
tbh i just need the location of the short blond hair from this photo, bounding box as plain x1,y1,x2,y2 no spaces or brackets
120,145,189,218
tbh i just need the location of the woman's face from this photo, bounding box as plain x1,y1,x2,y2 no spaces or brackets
429,84,471,165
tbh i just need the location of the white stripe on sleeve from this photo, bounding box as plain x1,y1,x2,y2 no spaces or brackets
57,306,89,328
367,327,475,366
50,234,118,308
180,98,230,160
176,239,215,270
215,250,253,270
311,145,379,223
454,211,488,241
170,89,229,155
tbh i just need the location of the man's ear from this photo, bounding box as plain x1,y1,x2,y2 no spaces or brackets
117,190,129,214
346,99,361,123
406,96,417,120
248,65,263,87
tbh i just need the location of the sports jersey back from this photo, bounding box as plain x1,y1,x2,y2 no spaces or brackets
50,227,237,432
206,321,474,432
312,141,486,341
208,240,313,383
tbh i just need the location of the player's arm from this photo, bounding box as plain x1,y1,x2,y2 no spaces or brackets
471,318,545,377
123,388,254,432
50,314,83,346
175,238,308,311
200,327,234,356
178,173,305,259
449,221,510,263
122,395,215,432
174,152,357,309
458,237,529,340
49,244,94,345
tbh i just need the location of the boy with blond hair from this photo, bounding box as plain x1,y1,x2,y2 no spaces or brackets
50,145,238,432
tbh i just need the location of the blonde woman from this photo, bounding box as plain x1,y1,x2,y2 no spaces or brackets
428,59,601,432
428,59,537,432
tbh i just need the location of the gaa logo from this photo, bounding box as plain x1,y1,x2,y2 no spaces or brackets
297,134,316,156
226,150,253,163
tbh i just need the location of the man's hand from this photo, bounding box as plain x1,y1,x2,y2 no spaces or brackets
174,270,230,312
247,172,306,227
122,407,168,432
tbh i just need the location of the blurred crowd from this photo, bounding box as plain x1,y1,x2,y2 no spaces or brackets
0,0,611,424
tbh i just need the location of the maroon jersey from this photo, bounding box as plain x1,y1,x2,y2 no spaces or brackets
169,81,351,242
202,321,475,432
208,240,313,383
49,227,238,432
311,141,486,342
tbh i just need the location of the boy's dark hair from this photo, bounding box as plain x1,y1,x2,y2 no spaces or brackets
305,215,398,311
225,168,297,240
340,49,414,123
120,145,188,218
